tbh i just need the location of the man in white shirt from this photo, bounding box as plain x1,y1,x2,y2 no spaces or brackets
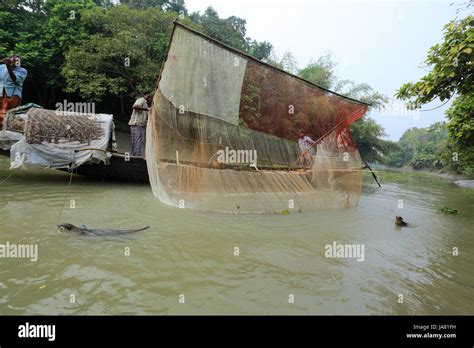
298,131,316,168
128,92,151,156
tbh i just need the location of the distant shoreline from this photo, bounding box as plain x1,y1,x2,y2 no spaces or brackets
374,165,474,188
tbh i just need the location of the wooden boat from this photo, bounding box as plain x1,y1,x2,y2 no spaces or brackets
73,152,148,183
0,106,149,183
0,148,148,183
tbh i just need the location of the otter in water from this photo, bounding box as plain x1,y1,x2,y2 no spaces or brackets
57,223,150,236
395,216,408,227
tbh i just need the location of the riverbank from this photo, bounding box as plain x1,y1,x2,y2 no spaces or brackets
371,165,474,189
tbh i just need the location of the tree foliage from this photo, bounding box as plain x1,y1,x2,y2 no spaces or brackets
0,1,271,117
396,13,473,176
298,53,336,89
396,15,473,105
386,122,450,170
445,94,474,176
188,6,272,60
1,0,97,106
349,117,397,163
62,5,178,104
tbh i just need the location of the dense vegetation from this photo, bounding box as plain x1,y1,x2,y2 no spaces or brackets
386,122,449,170
0,0,274,116
396,13,473,177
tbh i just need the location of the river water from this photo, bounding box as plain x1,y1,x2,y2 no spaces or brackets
0,155,473,315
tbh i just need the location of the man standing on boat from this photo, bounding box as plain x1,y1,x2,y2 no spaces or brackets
0,55,27,128
128,92,151,157
298,131,316,168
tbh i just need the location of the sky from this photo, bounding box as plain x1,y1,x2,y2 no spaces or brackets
185,0,466,141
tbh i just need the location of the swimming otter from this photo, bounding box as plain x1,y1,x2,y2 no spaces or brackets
395,216,408,227
57,223,149,236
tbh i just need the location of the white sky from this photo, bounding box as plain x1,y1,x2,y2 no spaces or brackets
185,0,465,140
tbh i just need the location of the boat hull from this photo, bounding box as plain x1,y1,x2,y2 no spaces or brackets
73,154,149,183
0,150,149,184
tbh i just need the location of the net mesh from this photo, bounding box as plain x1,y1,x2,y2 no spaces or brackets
146,23,368,213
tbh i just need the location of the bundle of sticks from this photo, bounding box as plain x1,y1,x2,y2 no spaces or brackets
4,114,26,132
25,108,103,145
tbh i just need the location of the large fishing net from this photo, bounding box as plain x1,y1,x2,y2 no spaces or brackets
146,22,369,213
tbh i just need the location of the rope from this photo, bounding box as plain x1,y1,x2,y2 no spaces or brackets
0,172,15,185
361,159,382,187
56,166,74,224
420,97,452,112
57,152,76,224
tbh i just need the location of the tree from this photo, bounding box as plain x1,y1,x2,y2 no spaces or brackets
386,122,449,170
396,14,473,176
190,7,248,52
444,95,474,175
278,51,298,74
119,0,186,12
1,0,97,107
119,0,166,10
164,0,186,14
349,117,397,163
298,53,336,89
1,0,44,13
396,15,473,104
62,5,180,112
189,7,272,61
248,40,272,61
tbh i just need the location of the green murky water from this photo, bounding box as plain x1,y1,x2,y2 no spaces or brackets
0,155,473,314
